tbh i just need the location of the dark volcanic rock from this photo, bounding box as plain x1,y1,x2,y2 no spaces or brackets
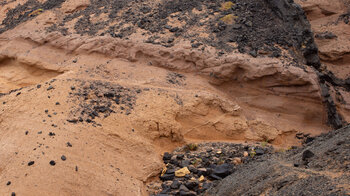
255,148,265,156
207,125,350,196
0,0,66,34
160,173,175,181
213,164,233,178
5,0,319,68
49,160,56,166
185,181,199,190
302,150,315,161
163,152,172,161
152,142,272,195
171,180,181,189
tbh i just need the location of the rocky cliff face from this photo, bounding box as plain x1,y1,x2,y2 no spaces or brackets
297,0,350,128
0,0,349,195
207,1,350,195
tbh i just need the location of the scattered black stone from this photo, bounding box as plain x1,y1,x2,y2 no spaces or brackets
152,142,272,195
55,102,60,105
255,149,264,156
75,166,78,171
11,192,15,196
171,180,181,189
49,160,56,166
66,142,72,147
213,163,233,178
160,173,175,181
61,155,66,161
25,131,29,135
185,181,199,190
47,86,54,91
302,150,315,161
28,161,35,166
48,132,55,136
6,181,11,186
67,119,78,123
67,80,139,124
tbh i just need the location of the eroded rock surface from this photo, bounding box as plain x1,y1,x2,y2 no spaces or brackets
208,125,350,195
0,0,349,195
296,0,350,125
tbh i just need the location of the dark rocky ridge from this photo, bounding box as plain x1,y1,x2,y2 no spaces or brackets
152,125,350,195
1,0,319,66
0,0,66,34
207,125,350,195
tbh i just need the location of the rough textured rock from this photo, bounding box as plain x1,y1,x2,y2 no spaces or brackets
296,0,350,126
0,0,349,195
149,142,273,195
207,125,350,195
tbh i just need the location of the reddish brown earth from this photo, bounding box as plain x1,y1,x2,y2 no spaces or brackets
0,0,349,195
